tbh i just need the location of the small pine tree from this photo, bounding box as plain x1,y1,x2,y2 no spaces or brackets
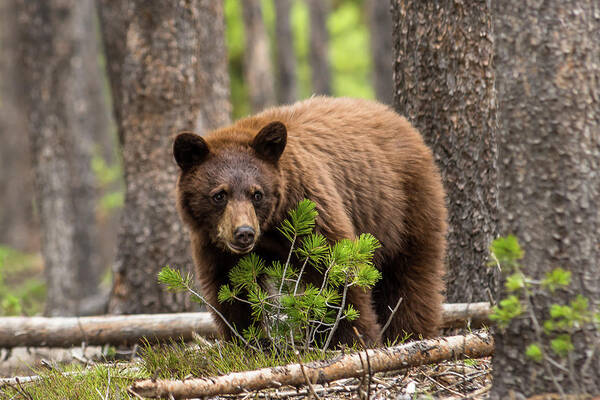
160,199,382,353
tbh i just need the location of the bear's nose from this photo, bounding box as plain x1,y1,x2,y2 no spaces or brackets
233,226,255,247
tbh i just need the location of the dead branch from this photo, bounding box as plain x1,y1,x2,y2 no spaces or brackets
130,331,494,399
0,302,490,348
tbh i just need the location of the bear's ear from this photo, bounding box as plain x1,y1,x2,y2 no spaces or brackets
252,121,287,163
173,132,209,170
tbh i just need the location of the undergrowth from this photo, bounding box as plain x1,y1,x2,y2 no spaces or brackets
0,245,45,316
0,364,141,399
140,337,340,380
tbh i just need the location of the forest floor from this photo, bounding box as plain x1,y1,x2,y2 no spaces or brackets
0,342,492,399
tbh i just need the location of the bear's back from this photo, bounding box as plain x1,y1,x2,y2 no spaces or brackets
232,97,443,260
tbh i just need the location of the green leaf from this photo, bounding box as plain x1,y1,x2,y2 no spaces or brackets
354,264,382,288
218,285,237,304
296,233,329,270
229,253,265,290
489,235,523,271
541,267,571,293
525,343,543,363
550,334,573,357
505,273,526,292
343,304,359,321
489,295,523,328
277,199,318,241
158,266,190,292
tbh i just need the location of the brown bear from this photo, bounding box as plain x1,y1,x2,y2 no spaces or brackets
173,97,447,345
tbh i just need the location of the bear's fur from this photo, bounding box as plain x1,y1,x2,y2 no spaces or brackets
174,97,447,345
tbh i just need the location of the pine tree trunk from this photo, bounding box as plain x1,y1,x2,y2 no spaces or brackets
366,0,394,104
391,1,498,303
241,0,276,113
307,0,332,96
0,0,38,252
98,1,231,314
274,0,298,105
15,0,103,316
492,1,600,397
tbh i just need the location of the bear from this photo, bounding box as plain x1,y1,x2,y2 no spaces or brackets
173,97,447,345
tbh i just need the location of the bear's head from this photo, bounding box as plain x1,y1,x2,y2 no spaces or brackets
174,121,287,254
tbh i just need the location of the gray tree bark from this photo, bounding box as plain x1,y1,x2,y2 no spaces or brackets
241,0,276,113
98,1,231,314
366,0,394,104
15,0,104,316
274,0,298,105
492,1,600,397
0,0,38,253
391,1,498,303
307,0,332,96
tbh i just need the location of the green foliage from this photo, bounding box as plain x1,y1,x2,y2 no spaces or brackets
0,245,45,316
541,267,571,293
550,334,574,358
91,152,124,216
141,337,335,380
489,295,523,328
525,343,543,363
224,0,375,119
158,266,204,306
278,198,318,241
489,235,599,370
1,363,141,399
221,199,381,352
504,272,526,292
158,199,381,353
329,1,374,99
488,234,523,270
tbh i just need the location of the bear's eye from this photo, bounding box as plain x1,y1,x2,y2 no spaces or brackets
252,191,263,202
212,190,227,204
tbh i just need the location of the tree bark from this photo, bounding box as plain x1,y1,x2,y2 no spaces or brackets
274,0,298,105
241,0,276,113
366,0,394,104
0,0,38,252
15,0,104,316
391,1,498,304
307,0,332,96
131,331,493,398
492,0,600,397
98,1,231,314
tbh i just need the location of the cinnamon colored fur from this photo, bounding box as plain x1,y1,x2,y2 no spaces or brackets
174,97,447,345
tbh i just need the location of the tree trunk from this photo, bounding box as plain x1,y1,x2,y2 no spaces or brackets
0,0,38,253
307,0,332,96
241,0,276,113
274,0,298,105
98,1,231,314
15,0,104,316
391,1,498,304
366,0,394,104
492,1,600,397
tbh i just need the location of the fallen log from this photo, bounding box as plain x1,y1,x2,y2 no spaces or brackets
0,313,216,348
441,302,491,329
0,302,490,348
130,331,494,399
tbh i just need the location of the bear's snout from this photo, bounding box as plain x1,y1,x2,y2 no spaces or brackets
233,225,256,249
217,200,260,254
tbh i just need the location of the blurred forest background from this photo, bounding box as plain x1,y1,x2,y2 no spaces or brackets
0,0,393,317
